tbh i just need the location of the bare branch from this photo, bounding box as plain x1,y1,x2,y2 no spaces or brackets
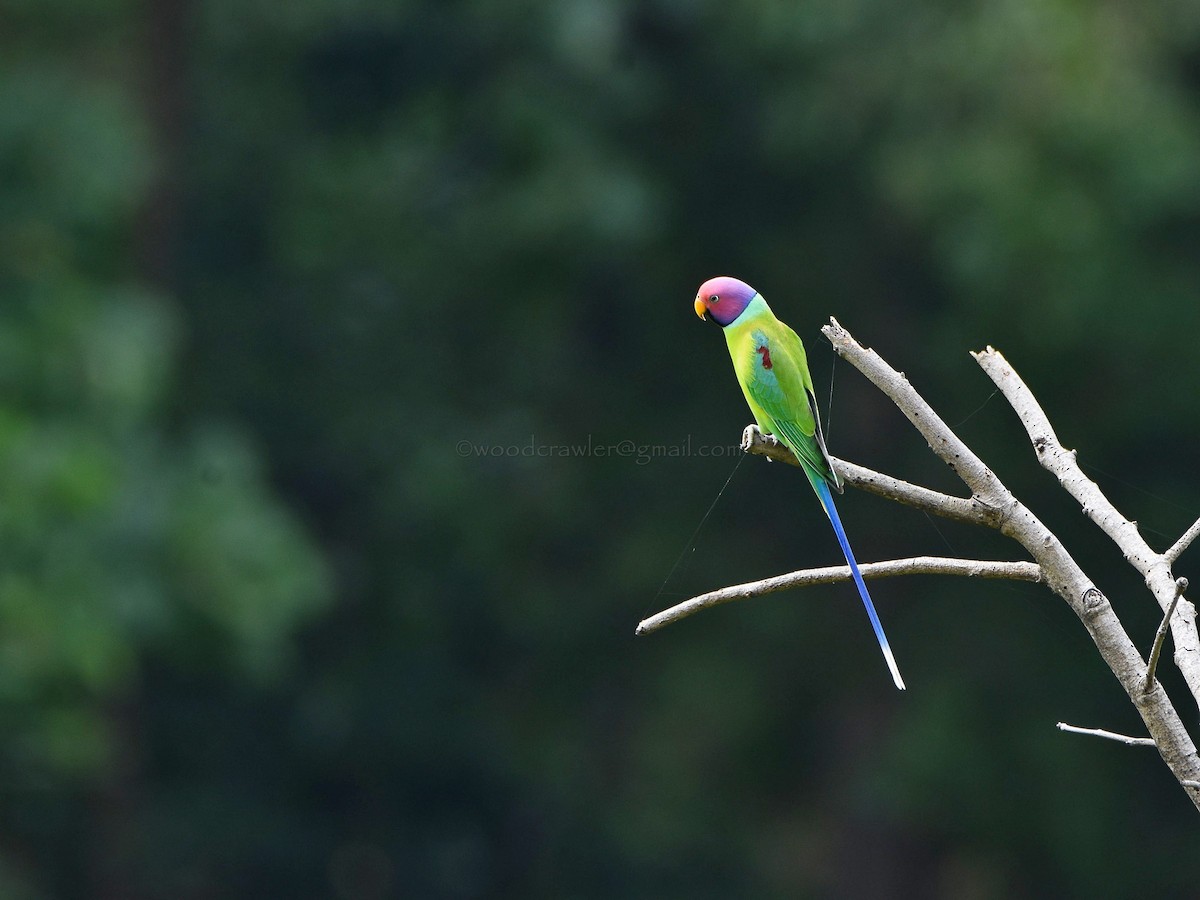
1056,722,1156,747
973,347,1200,714
659,321,1200,803
741,425,996,528
818,322,1200,803
821,319,1009,503
1167,516,1200,566
1145,578,1189,694
636,557,1042,636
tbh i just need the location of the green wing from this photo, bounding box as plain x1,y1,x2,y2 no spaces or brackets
742,320,842,492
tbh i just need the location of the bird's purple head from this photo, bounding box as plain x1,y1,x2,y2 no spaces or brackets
693,276,759,327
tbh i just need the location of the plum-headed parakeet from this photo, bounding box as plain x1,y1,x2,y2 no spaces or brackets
694,276,905,690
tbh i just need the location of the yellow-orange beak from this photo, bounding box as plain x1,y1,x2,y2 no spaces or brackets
693,296,707,320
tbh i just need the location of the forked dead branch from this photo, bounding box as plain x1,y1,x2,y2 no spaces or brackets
639,319,1200,808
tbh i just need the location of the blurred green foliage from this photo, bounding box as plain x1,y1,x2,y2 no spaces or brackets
4,0,1200,897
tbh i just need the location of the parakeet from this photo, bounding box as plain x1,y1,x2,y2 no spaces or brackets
694,276,905,690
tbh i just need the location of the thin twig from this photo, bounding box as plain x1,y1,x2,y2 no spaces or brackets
636,557,1042,636
741,425,996,528
1166,516,1200,566
1145,578,1189,694
1056,722,1156,747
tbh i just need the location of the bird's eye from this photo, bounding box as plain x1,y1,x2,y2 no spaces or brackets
709,294,720,303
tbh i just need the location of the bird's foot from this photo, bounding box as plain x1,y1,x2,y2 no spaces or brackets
740,424,762,452
741,424,780,458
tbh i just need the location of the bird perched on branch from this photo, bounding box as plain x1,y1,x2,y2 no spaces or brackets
694,276,905,690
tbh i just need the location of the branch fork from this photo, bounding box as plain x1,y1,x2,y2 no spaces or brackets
643,319,1200,806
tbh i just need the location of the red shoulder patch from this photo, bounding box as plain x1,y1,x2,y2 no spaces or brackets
756,345,773,370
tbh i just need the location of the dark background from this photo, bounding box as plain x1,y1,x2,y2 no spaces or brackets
5,1,1200,897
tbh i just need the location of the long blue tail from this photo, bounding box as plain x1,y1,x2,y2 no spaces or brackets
809,473,906,691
